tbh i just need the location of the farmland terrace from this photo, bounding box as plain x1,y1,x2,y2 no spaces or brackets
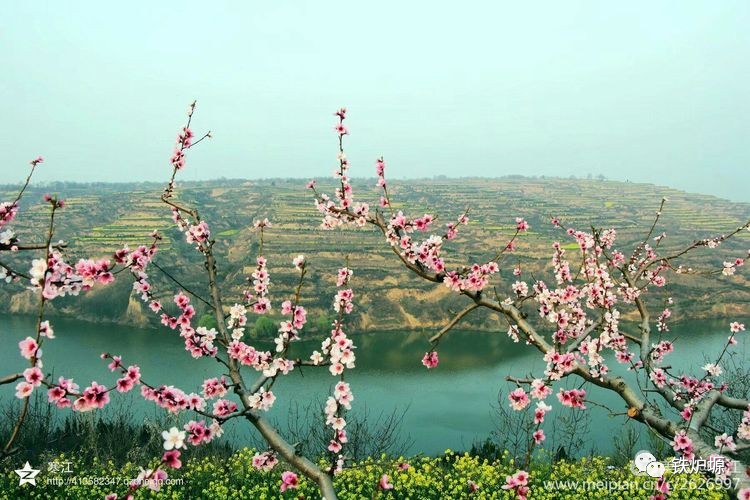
1,177,748,334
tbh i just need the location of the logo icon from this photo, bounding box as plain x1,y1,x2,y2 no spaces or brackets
15,461,40,486
633,450,665,478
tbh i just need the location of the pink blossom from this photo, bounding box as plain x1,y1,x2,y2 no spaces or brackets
253,218,272,229
48,386,67,405
251,451,279,471
212,398,238,417
162,450,182,469
39,320,55,338
730,322,745,333
502,470,530,500
47,377,77,408
714,433,736,451
126,365,141,383
253,297,271,314
23,367,44,387
671,429,694,459
108,355,122,372
80,381,110,410
414,214,434,231
133,468,168,492
184,420,213,445
421,351,439,369
508,388,530,411
654,477,670,496
378,474,394,490
650,368,667,388
533,429,546,444
186,221,210,245
15,381,33,399
531,378,552,399
248,388,276,411
556,388,586,409
0,202,19,229
680,407,693,420
534,401,552,424
174,293,190,309
116,377,135,393
651,275,667,287
202,377,227,399
334,123,348,136
336,267,353,287
280,471,299,492
18,337,38,359
292,254,305,271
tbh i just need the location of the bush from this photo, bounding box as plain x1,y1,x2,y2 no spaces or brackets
197,313,219,330
251,316,277,338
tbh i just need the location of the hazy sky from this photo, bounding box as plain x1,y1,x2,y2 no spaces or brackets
2,1,749,201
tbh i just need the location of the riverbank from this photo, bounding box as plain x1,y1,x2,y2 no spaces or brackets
3,314,748,459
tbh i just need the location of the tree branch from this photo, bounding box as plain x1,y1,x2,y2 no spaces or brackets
429,303,479,344
0,373,22,386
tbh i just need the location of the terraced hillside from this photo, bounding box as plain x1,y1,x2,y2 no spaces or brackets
1,177,748,334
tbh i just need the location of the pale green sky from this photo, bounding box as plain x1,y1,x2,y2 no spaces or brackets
2,1,749,201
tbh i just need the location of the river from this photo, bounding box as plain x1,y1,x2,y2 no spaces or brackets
1,314,746,457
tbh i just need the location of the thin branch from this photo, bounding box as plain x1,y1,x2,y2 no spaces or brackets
0,261,30,280
150,261,213,308
566,316,603,353
0,373,22,386
429,303,479,344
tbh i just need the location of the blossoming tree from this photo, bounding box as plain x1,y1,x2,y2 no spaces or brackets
7,104,358,500
1,157,121,459
5,104,750,499
312,108,750,498
0,156,50,459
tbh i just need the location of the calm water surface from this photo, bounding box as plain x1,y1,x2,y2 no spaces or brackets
1,314,745,456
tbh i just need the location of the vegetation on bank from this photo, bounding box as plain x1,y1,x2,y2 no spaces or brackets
0,449,729,499
0,397,734,499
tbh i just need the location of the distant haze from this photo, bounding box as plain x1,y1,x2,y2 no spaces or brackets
2,1,749,201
